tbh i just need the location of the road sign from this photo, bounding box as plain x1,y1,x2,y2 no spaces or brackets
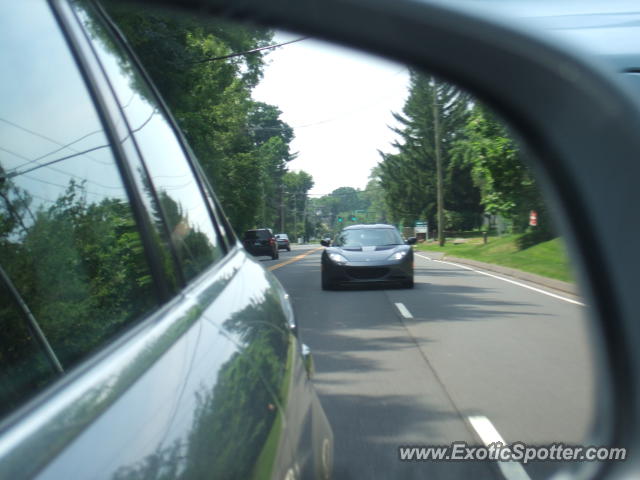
415,220,428,233
529,211,538,226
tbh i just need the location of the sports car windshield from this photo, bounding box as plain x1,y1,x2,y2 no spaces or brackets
333,228,403,247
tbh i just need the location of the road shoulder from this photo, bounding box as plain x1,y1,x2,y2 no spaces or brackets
416,250,578,296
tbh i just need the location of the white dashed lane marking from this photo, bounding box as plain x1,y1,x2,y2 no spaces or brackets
468,416,532,480
395,302,413,319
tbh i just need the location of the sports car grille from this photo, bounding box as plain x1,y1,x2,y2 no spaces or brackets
345,267,389,279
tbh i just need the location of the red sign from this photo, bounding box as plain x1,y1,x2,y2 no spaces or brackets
529,210,538,226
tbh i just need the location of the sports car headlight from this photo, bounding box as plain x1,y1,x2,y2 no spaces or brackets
328,253,348,265
388,250,408,261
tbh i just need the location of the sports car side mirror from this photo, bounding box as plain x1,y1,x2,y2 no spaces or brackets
320,239,330,247
406,237,417,245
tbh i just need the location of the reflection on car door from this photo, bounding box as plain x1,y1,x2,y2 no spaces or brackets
0,1,327,479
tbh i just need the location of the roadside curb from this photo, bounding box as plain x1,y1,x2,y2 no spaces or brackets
417,250,578,296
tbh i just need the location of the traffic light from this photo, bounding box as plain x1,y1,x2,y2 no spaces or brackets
337,216,343,222
350,215,356,221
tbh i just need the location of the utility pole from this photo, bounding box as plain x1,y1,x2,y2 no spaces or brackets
432,79,445,247
301,193,308,241
293,193,297,238
280,183,285,232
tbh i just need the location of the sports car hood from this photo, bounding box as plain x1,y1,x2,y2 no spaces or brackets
328,244,409,262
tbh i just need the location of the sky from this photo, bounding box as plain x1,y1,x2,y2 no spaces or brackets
251,2,640,197
251,32,409,197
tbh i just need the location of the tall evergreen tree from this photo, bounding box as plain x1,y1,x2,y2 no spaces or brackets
379,71,479,241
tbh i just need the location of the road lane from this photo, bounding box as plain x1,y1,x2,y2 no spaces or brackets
249,243,310,270
272,247,495,479
392,254,594,445
270,245,595,480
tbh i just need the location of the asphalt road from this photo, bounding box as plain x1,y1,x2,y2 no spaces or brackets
259,244,595,480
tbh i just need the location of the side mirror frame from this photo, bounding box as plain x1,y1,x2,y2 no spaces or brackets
320,239,330,247
406,237,417,245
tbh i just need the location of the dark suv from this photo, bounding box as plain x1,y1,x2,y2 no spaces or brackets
242,228,280,259
0,2,331,479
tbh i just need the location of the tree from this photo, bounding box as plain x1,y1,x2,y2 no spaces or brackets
358,167,390,223
453,104,553,241
105,6,297,234
378,71,479,240
282,171,314,238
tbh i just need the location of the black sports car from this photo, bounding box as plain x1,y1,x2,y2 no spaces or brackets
320,224,416,289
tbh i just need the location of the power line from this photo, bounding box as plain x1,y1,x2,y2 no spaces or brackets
1,146,124,191
185,37,308,65
0,117,112,170
11,129,104,171
3,145,111,180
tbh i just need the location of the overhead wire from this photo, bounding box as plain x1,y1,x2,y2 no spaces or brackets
184,36,308,65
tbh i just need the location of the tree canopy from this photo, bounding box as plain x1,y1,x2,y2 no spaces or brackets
378,72,482,236
106,4,311,235
376,70,553,244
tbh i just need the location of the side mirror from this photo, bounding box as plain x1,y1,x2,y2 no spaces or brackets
320,239,330,247
406,237,417,245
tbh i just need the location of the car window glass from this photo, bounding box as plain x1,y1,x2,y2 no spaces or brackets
334,228,403,246
244,230,270,240
72,1,224,282
0,1,157,418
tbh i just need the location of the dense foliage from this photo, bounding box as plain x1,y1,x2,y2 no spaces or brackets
107,6,551,245
377,71,481,237
452,104,554,242
0,179,158,417
106,4,313,235
376,71,553,243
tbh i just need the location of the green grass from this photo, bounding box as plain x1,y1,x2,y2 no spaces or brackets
415,234,573,282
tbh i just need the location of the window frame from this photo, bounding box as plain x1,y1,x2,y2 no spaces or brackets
0,3,248,471
92,0,233,261
50,0,179,302
0,0,179,425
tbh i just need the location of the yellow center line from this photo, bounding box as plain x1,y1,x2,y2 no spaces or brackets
268,246,323,271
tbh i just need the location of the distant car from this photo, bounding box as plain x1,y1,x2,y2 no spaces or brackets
275,233,291,251
243,228,279,259
320,224,416,290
